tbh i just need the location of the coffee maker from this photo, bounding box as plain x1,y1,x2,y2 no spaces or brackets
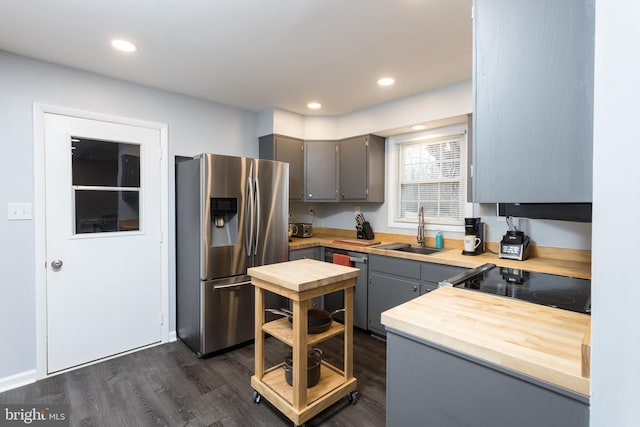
462,217,485,256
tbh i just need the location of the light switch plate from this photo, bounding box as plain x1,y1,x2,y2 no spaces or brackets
8,202,32,220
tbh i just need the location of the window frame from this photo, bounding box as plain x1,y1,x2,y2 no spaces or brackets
386,122,472,232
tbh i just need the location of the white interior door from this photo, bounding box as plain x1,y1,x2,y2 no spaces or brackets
44,113,162,373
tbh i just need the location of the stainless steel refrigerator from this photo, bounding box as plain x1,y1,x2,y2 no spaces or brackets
176,153,289,356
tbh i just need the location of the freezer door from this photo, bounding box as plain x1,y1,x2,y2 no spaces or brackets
201,277,255,355
201,154,252,279
253,159,289,266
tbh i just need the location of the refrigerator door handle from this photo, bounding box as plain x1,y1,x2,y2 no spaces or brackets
245,177,253,256
254,177,260,256
213,280,252,290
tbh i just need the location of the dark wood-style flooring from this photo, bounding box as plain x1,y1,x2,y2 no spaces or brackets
0,330,386,426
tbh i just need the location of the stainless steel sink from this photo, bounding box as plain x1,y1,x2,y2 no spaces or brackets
394,246,443,255
375,243,445,255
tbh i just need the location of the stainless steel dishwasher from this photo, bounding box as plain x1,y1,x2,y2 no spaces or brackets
324,248,368,330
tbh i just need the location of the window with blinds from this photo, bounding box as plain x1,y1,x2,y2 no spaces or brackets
387,123,468,228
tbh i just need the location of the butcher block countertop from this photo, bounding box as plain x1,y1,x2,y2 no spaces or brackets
248,259,359,293
289,228,591,279
381,287,591,396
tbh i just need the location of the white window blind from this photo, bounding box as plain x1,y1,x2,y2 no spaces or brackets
387,123,469,229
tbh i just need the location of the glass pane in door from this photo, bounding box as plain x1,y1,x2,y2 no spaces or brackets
74,190,140,234
72,138,140,187
71,137,141,234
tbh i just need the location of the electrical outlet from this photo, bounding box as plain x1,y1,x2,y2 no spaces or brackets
308,206,314,216
8,202,32,220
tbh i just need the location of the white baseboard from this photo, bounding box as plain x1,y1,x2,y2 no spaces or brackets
0,369,37,393
169,330,177,342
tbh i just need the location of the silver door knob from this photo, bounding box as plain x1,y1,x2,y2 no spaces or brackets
51,259,63,269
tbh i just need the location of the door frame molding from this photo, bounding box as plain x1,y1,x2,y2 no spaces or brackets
33,103,170,379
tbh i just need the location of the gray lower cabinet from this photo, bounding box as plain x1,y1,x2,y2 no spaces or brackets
386,330,589,427
339,134,385,202
304,140,338,202
288,247,321,261
473,0,594,202
420,263,465,295
368,255,421,336
259,134,304,201
368,255,467,335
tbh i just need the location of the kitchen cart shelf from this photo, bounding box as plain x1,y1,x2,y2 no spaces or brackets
248,259,360,427
262,317,345,347
252,361,356,408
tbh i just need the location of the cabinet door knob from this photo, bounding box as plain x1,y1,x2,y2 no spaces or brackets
308,194,312,198
412,285,418,292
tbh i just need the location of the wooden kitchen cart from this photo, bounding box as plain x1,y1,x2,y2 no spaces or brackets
248,259,360,426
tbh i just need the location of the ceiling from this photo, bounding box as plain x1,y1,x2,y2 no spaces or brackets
0,0,472,116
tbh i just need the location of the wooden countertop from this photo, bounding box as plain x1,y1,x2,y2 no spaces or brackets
247,259,360,293
289,229,591,279
381,287,591,396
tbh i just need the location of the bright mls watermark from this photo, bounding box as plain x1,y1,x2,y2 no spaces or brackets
1,405,69,426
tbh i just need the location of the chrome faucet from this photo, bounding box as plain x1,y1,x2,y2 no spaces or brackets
417,206,425,247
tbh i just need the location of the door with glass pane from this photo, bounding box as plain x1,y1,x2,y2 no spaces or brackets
44,113,162,373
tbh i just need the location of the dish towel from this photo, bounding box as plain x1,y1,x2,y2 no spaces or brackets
333,253,352,267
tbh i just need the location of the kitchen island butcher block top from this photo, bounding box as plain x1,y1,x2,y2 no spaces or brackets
248,259,360,298
381,287,591,396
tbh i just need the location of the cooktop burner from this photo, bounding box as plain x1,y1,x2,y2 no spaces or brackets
458,266,590,314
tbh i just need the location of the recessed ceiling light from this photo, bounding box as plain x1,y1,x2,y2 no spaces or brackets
412,124,427,130
111,39,137,53
307,102,322,110
377,77,395,87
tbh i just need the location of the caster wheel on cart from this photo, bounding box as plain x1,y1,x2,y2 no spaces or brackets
347,391,358,405
252,390,261,404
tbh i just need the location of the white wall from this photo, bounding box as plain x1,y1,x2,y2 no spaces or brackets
591,1,640,425
0,51,258,384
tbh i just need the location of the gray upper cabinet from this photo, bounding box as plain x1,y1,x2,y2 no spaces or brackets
304,140,339,201
259,134,304,200
472,0,594,203
339,134,385,202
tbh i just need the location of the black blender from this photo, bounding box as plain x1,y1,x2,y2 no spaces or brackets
498,216,530,261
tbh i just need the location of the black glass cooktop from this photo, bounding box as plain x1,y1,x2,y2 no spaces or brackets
455,266,591,314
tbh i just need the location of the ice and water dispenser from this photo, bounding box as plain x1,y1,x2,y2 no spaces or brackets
210,197,238,246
